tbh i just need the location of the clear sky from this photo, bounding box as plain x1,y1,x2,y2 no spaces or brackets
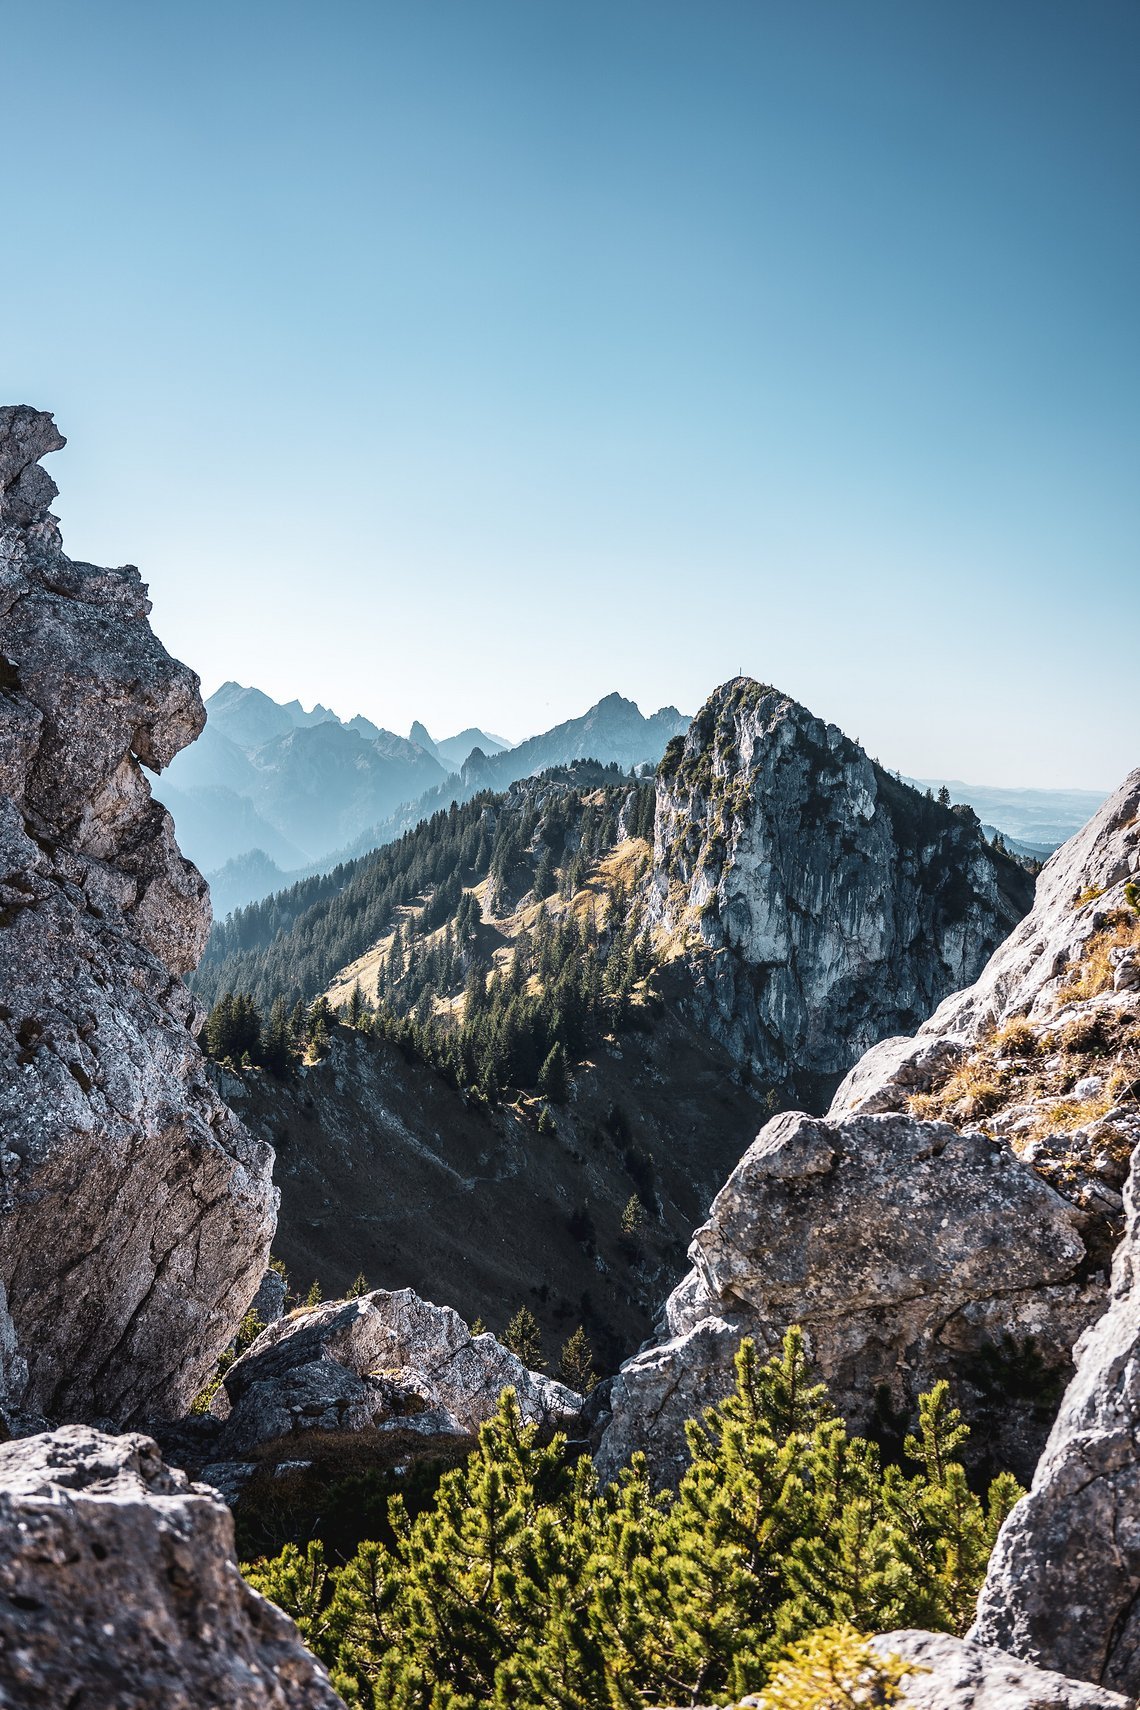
4,1,1137,787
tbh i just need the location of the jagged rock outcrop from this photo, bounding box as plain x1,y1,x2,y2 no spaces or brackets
215,1288,581,1466
0,1424,343,1708
599,768,1140,1487
651,678,1033,1106
966,781,1140,1697
866,1631,1131,1710
970,1163,1140,1695
595,1109,1100,1484
0,406,276,1424
830,766,1140,1108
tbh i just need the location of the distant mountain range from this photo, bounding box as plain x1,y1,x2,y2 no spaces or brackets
154,683,688,916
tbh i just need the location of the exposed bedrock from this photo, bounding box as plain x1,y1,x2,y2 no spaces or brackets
0,406,277,1424
0,1425,343,1708
650,677,1033,1106
599,769,1140,1488
595,1108,1099,1486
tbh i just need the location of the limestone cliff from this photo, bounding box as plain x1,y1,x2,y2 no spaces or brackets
0,406,277,1425
598,768,1139,1488
650,678,1033,1105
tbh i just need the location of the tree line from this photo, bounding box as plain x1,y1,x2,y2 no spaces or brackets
196,763,655,1014
200,771,660,1109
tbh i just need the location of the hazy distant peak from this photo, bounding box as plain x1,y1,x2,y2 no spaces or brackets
434,726,510,768
348,713,385,743
409,720,440,760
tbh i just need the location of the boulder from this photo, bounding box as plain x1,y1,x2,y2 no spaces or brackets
0,1424,343,1708
596,1110,1098,1485
0,406,276,1424
219,1287,582,1462
868,1630,1131,1710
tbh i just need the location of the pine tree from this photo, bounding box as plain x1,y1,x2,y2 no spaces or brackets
244,1333,1022,1710
502,1305,545,1370
261,995,293,1076
538,1042,570,1104
558,1326,597,1393
621,1193,646,1235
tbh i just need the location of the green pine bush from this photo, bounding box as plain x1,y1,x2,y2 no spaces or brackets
243,1329,1021,1708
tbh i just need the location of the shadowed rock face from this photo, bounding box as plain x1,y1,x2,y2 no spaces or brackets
650,678,1033,1107
0,406,277,1425
0,1425,343,1709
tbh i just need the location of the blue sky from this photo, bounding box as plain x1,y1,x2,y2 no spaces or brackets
4,1,1137,787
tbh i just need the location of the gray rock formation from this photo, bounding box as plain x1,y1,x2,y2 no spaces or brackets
0,406,276,1424
216,1288,582,1467
599,766,1140,1488
0,1424,343,1708
650,678,1033,1106
971,990,1140,1689
596,1110,1099,1485
867,1631,1131,1710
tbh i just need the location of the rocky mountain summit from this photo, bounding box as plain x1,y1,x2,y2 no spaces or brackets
651,677,1033,1105
0,406,277,1426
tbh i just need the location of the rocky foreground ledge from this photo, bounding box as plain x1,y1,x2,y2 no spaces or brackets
0,1426,342,1708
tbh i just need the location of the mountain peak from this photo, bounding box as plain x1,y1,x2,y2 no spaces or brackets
409,720,439,758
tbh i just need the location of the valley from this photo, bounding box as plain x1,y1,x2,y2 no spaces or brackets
2,406,1137,1709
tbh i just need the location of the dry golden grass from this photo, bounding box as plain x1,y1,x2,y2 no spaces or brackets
993,1016,1039,1057
1055,912,1140,1007
1027,1090,1115,1140
914,1056,1007,1122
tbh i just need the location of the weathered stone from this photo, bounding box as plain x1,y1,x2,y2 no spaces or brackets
250,1269,288,1327
220,1287,582,1462
651,678,1032,1107
868,1630,1131,1709
0,1424,343,1708
970,1128,1140,1696
0,407,276,1424
596,1111,1097,1485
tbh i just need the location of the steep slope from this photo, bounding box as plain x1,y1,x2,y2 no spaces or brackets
650,678,1033,1106
0,406,276,1425
598,766,1138,1494
219,1001,764,1371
